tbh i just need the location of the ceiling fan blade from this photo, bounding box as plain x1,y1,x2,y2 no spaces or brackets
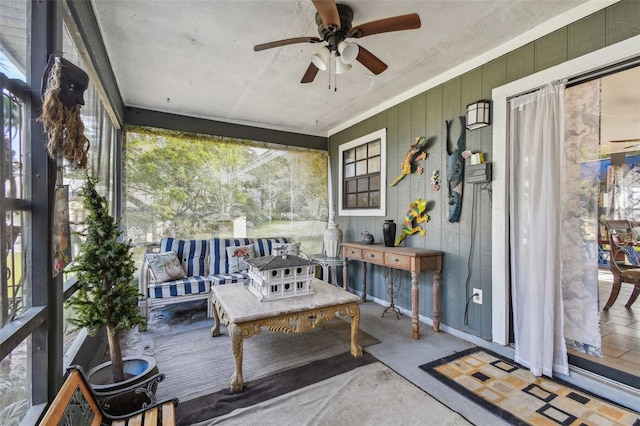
312,0,341,32
301,63,320,83
610,139,640,143
349,13,421,38
254,37,322,52
355,45,387,75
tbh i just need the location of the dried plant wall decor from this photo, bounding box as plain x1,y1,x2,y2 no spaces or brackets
39,54,90,169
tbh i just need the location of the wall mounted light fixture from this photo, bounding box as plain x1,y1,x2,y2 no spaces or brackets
466,100,491,130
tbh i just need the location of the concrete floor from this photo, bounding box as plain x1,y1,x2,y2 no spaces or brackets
354,301,511,425
122,294,639,424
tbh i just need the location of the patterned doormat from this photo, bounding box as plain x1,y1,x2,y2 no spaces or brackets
419,347,640,426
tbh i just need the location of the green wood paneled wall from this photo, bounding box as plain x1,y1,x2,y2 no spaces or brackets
329,0,640,341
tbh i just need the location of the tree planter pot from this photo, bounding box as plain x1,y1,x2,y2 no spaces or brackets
87,356,160,416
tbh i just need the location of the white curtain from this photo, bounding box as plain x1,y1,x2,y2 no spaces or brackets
561,80,602,357
509,82,569,377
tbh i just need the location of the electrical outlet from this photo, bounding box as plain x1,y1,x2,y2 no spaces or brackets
473,288,483,304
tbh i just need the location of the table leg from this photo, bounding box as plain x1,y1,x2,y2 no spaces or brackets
322,264,329,282
210,300,221,337
331,264,338,286
433,270,441,332
228,323,244,392
346,304,363,357
343,258,348,291
361,262,367,302
411,271,419,339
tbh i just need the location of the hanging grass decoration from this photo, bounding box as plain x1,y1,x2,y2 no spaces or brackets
39,55,90,169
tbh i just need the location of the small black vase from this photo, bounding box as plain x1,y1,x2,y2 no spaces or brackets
383,219,396,247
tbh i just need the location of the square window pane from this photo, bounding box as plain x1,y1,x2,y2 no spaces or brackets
357,178,369,192
369,140,380,156
370,175,380,190
355,145,367,161
370,191,380,207
357,193,369,207
355,160,367,176
346,194,357,208
368,157,380,173
344,149,355,163
346,180,357,194
345,163,355,178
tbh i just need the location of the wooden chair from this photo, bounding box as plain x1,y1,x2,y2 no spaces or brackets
39,366,178,425
603,220,640,310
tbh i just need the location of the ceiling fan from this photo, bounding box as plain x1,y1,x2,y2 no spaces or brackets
253,0,421,83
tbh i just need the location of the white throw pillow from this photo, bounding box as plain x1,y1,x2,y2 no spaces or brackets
227,244,256,273
271,242,301,256
145,251,187,283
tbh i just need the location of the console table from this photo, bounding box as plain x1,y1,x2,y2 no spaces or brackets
342,242,443,339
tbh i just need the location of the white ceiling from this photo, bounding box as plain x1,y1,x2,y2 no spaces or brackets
90,0,594,137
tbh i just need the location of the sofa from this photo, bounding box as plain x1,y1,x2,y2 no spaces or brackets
138,237,296,327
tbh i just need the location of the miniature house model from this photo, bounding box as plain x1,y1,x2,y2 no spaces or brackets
246,250,316,301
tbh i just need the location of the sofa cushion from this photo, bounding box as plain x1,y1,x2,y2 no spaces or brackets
209,238,252,274
145,251,187,283
147,275,210,299
208,272,250,286
227,244,256,273
253,238,290,257
160,238,209,276
625,245,640,265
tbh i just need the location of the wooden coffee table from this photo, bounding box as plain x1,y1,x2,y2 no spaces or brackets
210,279,362,392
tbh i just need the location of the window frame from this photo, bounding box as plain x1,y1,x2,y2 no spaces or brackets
338,129,386,217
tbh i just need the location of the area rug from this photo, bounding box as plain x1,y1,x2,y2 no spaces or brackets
176,351,379,425
191,361,471,426
419,347,640,426
152,317,380,403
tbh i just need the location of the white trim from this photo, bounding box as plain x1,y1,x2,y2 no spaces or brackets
338,129,387,217
328,0,617,136
491,35,640,345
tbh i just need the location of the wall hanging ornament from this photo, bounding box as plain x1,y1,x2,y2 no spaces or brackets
395,198,429,246
39,54,90,169
382,219,396,247
389,136,428,187
430,170,440,191
446,116,466,223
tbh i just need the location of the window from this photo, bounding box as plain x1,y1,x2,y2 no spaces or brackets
338,129,386,216
123,128,328,260
60,23,120,355
1,3,30,423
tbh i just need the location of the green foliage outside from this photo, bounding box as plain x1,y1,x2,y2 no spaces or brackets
124,128,328,252
0,355,28,426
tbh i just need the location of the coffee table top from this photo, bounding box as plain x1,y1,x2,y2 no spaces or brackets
211,279,359,323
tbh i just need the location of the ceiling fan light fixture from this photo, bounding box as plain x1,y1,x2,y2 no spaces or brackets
311,47,331,71
338,41,359,64
335,57,352,74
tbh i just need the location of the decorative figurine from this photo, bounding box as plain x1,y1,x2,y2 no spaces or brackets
389,136,428,187
361,231,375,244
323,210,343,257
39,54,90,169
430,170,440,191
446,117,466,223
395,198,429,246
